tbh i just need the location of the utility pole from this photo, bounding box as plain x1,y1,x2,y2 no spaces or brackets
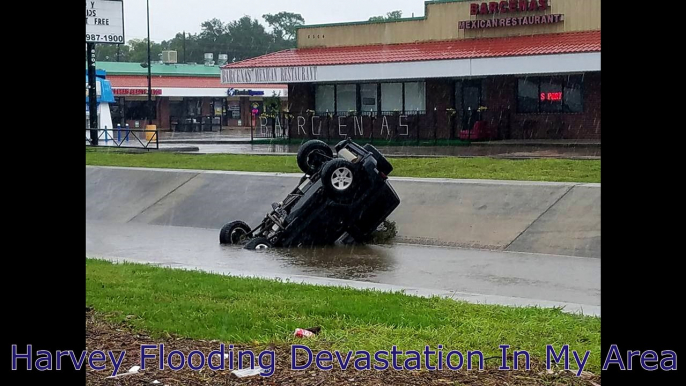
87,43,99,145
183,31,186,63
146,0,153,125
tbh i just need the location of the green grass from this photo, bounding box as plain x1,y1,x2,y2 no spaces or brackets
86,149,600,183
86,259,601,372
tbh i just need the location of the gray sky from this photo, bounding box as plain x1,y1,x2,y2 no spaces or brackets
123,0,426,42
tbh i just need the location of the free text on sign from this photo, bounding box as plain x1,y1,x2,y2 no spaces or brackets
86,0,124,44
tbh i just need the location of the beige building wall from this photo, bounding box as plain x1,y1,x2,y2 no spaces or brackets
297,0,600,48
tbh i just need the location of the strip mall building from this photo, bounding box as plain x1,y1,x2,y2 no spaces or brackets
221,0,600,141
93,62,286,131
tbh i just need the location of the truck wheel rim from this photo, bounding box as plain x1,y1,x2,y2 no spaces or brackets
231,228,247,244
331,167,353,190
256,244,269,250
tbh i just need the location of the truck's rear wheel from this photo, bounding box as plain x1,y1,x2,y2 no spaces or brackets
219,221,251,245
297,140,333,175
245,237,273,250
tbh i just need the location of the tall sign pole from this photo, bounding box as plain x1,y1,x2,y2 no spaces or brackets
146,0,153,125
87,44,99,145
86,0,125,146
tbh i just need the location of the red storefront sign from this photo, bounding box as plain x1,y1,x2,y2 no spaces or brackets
460,0,562,30
470,0,549,15
459,14,563,29
113,88,163,96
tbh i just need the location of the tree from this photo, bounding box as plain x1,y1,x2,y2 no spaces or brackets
369,10,403,22
263,12,305,41
126,38,163,63
93,13,305,64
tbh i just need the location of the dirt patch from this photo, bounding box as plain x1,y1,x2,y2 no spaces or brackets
86,310,600,385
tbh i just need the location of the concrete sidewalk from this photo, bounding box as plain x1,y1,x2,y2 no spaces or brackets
157,142,600,159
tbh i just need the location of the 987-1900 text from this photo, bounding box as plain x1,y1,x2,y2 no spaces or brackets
86,34,123,43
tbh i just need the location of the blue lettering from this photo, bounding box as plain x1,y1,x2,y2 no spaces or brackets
188,351,205,371
316,350,333,370
207,344,225,371
374,350,389,370
258,351,275,377
140,345,157,370
547,345,570,370
108,350,125,377
335,350,354,370
291,345,313,370
354,351,371,371
641,350,659,371
168,350,185,371
660,350,677,370
468,351,484,370
514,350,531,371
424,346,436,371
500,345,510,370
602,344,625,370
11,344,32,370
390,346,403,370
35,351,52,371
446,351,463,370
404,350,421,370
88,351,106,371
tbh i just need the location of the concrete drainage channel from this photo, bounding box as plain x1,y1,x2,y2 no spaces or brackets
87,166,600,259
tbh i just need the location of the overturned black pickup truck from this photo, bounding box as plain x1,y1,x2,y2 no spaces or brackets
219,139,400,250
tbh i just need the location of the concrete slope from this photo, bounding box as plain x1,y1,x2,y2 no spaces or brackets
506,184,601,258
86,166,600,258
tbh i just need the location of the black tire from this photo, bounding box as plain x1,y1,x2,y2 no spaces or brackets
244,237,273,250
321,159,357,202
297,140,334,175
219,221,251,245
363,144,393,175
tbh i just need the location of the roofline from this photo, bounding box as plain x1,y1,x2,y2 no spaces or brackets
296,0,468,30
221,49,295,69
87,61,221,77
221,31,601,69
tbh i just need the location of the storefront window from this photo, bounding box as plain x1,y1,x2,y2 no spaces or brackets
564,75,583,113
186,98,202,117
381,83,403,112
404,82,426,113
540,78,563,113
360,83,378,114
227,101,241,119
124,101,156,120
336,84,357,113
518,76,584,114
315,84,335,113
517,77,539,114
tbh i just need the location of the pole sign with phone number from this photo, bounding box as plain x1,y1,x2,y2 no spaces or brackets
86,0,124,44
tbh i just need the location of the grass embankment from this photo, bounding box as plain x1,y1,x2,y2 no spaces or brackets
86,149,600,183
86,259,601,373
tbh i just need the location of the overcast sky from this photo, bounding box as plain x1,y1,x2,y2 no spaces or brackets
122,0,427,42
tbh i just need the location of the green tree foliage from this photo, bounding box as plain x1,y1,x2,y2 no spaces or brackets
369,10,403,22
94,13,304,64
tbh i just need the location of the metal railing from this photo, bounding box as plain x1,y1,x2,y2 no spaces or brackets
85,127,159,150
170,115,222,132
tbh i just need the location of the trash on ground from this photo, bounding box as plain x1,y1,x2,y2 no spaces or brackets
106,365,141,379
231,367,268,378
294,326,321,338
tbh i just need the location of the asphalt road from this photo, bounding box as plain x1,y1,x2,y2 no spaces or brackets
86,220,600,316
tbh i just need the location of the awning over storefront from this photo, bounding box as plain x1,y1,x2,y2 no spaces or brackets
107,76,287,98
221,31,600,84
